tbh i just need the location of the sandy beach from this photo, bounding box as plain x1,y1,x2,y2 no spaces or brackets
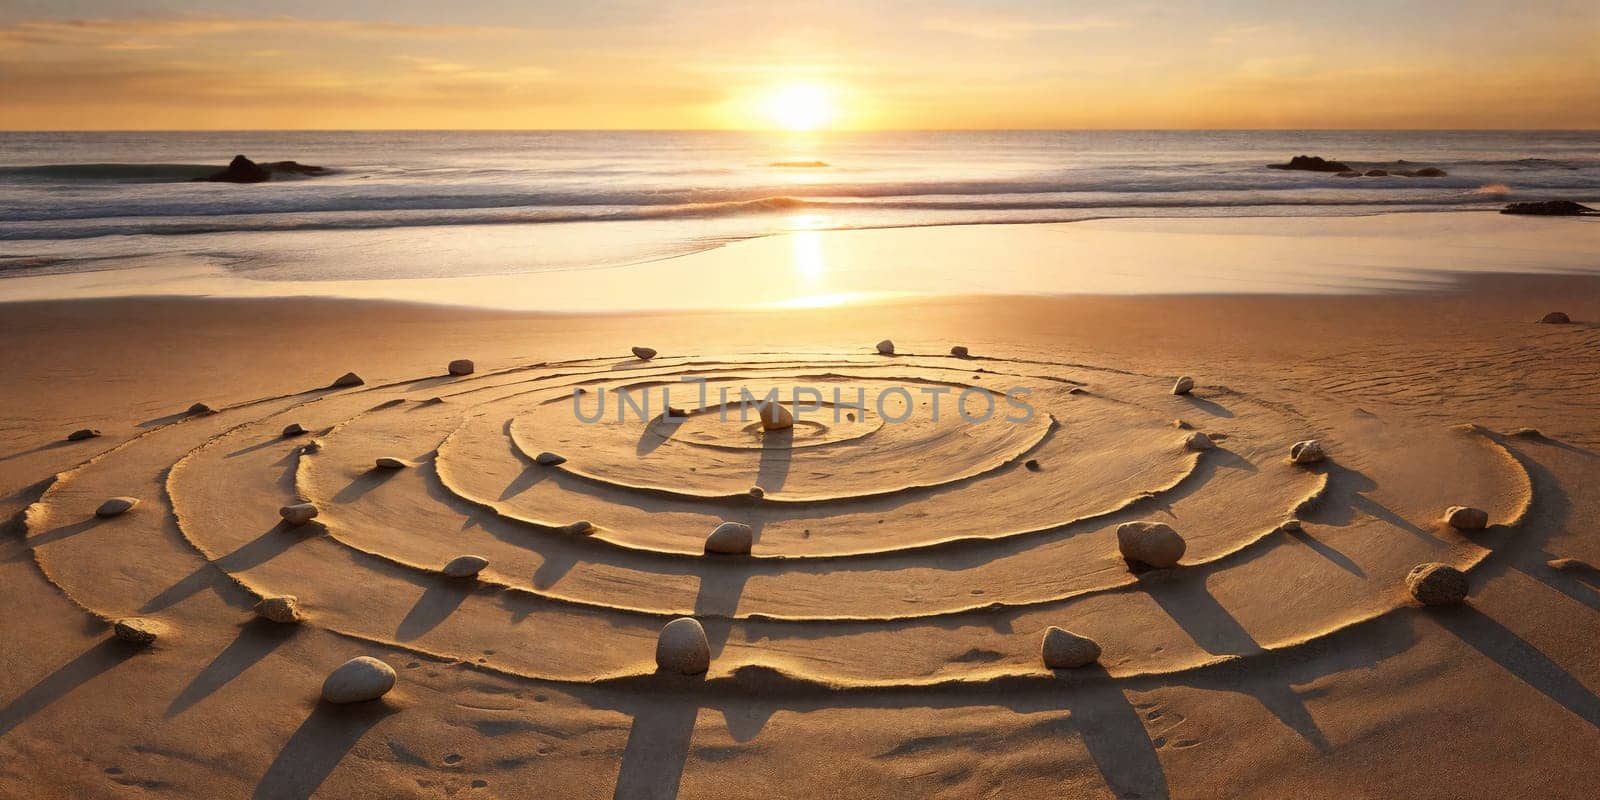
3,212,1598,797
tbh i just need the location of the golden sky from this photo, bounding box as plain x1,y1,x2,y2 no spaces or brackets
1,1,1597,130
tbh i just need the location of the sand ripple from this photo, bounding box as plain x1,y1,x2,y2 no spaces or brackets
19,349,1537,688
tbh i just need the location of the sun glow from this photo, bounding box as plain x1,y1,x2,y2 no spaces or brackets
761,83,838,131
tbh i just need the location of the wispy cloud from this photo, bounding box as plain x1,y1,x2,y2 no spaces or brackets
0,15,520,49
921,13,1125,40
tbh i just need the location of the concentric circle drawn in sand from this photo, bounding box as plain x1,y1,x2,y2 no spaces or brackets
20,346,1537,698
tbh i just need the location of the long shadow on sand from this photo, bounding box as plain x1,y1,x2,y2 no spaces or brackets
603,667,1169,800
1141,571,1330,750
395,580,475,641
0,637,141,737
142,523,311,613
252,701,399,800
1433,605,1600,728
166,620,297,717
613,691,702,800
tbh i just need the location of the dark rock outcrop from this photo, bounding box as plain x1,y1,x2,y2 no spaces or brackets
198,155,328,183
1501,200,1598,216
1269,155,1353,173
1395,167,1448,178
1365,169,1389,177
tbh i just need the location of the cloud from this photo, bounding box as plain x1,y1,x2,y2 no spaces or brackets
920,13,1125,40
0,15,520,50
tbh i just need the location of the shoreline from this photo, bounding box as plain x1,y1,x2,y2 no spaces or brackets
2,209,1597,312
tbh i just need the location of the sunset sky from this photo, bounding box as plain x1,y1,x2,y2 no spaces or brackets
2,0,1597,130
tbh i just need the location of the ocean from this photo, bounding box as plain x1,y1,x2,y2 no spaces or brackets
2,130,1597,281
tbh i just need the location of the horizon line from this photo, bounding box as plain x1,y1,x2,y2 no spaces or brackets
3,127,1599,134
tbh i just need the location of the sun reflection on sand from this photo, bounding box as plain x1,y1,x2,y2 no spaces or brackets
791,229,825,281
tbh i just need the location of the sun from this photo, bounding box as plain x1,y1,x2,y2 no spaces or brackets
762,83,838,131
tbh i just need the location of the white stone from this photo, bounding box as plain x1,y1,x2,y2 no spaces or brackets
758,401,793,431
1116,521,1186,568
1406,563,1469,605
1289,440,1326,465
95,497,139,518
254,596,303,623
705,522,754,555
443,555,489,578
1445,506,1489,530
321,656,396,704
1041,626,1102,668
278,502,318,527
113,617,163,645
1172,376,1195,395
448,359,475,376
655,618,711,675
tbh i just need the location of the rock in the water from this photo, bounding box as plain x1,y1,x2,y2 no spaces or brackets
950,345,970,358
254,595,303,623
1289,439,1326,465
1365,169,1389,177
95,496,139,517
758,400,794,431
563,520,595,535
201,155,271,183
281,423,307,437
1184,432,1215,451
1539,311,1571,324
655,618,711,675
535,451,567,466
1041,626,1102,668
1172,376,1195,395
113,617,163,645
631,346,658,361
1406,562,1469,605
331,372,364,388
197,155,330,183
1268,155,1353,173
875,339,895,355
1501,200,1597,216
1445,506,1489,530
1116,521,1186,568
705,522,754,555
442,554,489,578
67,428,101,441
279,502,318,526
321,656,396,704
188,402,214,414
374,457,412,469
448,359,475,376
